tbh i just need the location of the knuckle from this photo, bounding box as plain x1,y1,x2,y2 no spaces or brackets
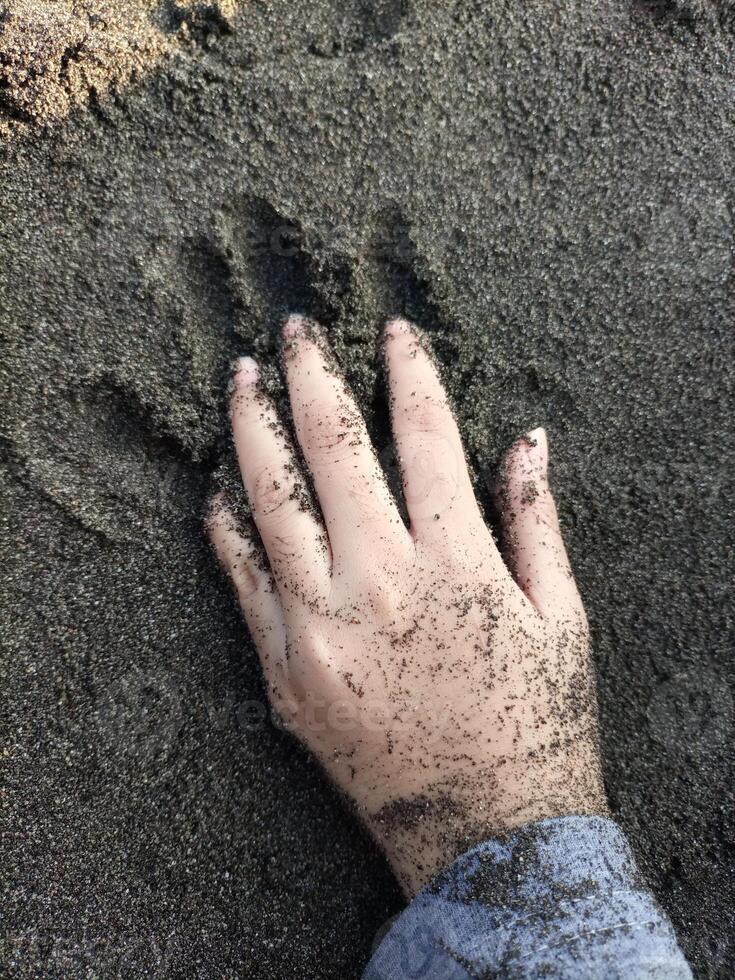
301,411,357,467
350,572,402,620
268,532,304,566
232,558,260,599
345,477,389,522
401,395,449,436
251,464,295,520
400,439,462,517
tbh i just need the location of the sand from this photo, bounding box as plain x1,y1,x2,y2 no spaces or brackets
0,1,239,134
1,1,734,976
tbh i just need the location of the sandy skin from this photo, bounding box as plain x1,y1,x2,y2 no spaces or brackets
207,315,608,895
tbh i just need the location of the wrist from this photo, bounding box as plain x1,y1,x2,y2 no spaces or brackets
367,748,609,896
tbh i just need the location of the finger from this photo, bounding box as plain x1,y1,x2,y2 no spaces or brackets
382,318,490,547
205,495,288,686
230,355,331,597
496,428,587,626
282,315,412,562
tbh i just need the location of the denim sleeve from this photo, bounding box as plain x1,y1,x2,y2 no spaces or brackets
363,816,692,980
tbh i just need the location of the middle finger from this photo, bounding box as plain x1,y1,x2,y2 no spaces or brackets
282,315,412,566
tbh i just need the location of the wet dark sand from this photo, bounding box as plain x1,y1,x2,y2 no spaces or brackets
2,1,734,976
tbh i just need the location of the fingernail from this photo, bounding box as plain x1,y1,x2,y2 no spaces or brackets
524,426,548,471
229,356,260,391
282,313,307,339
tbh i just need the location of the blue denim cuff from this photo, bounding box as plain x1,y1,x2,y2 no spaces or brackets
364,815,692,979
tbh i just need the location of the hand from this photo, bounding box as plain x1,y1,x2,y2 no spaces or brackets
206,315,608,896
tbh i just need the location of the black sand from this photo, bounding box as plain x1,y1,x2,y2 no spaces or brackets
1,1,734,976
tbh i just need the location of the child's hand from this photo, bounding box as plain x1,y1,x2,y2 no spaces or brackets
207,316,608,896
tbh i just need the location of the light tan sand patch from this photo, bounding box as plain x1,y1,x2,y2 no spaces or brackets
0,0,237,136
